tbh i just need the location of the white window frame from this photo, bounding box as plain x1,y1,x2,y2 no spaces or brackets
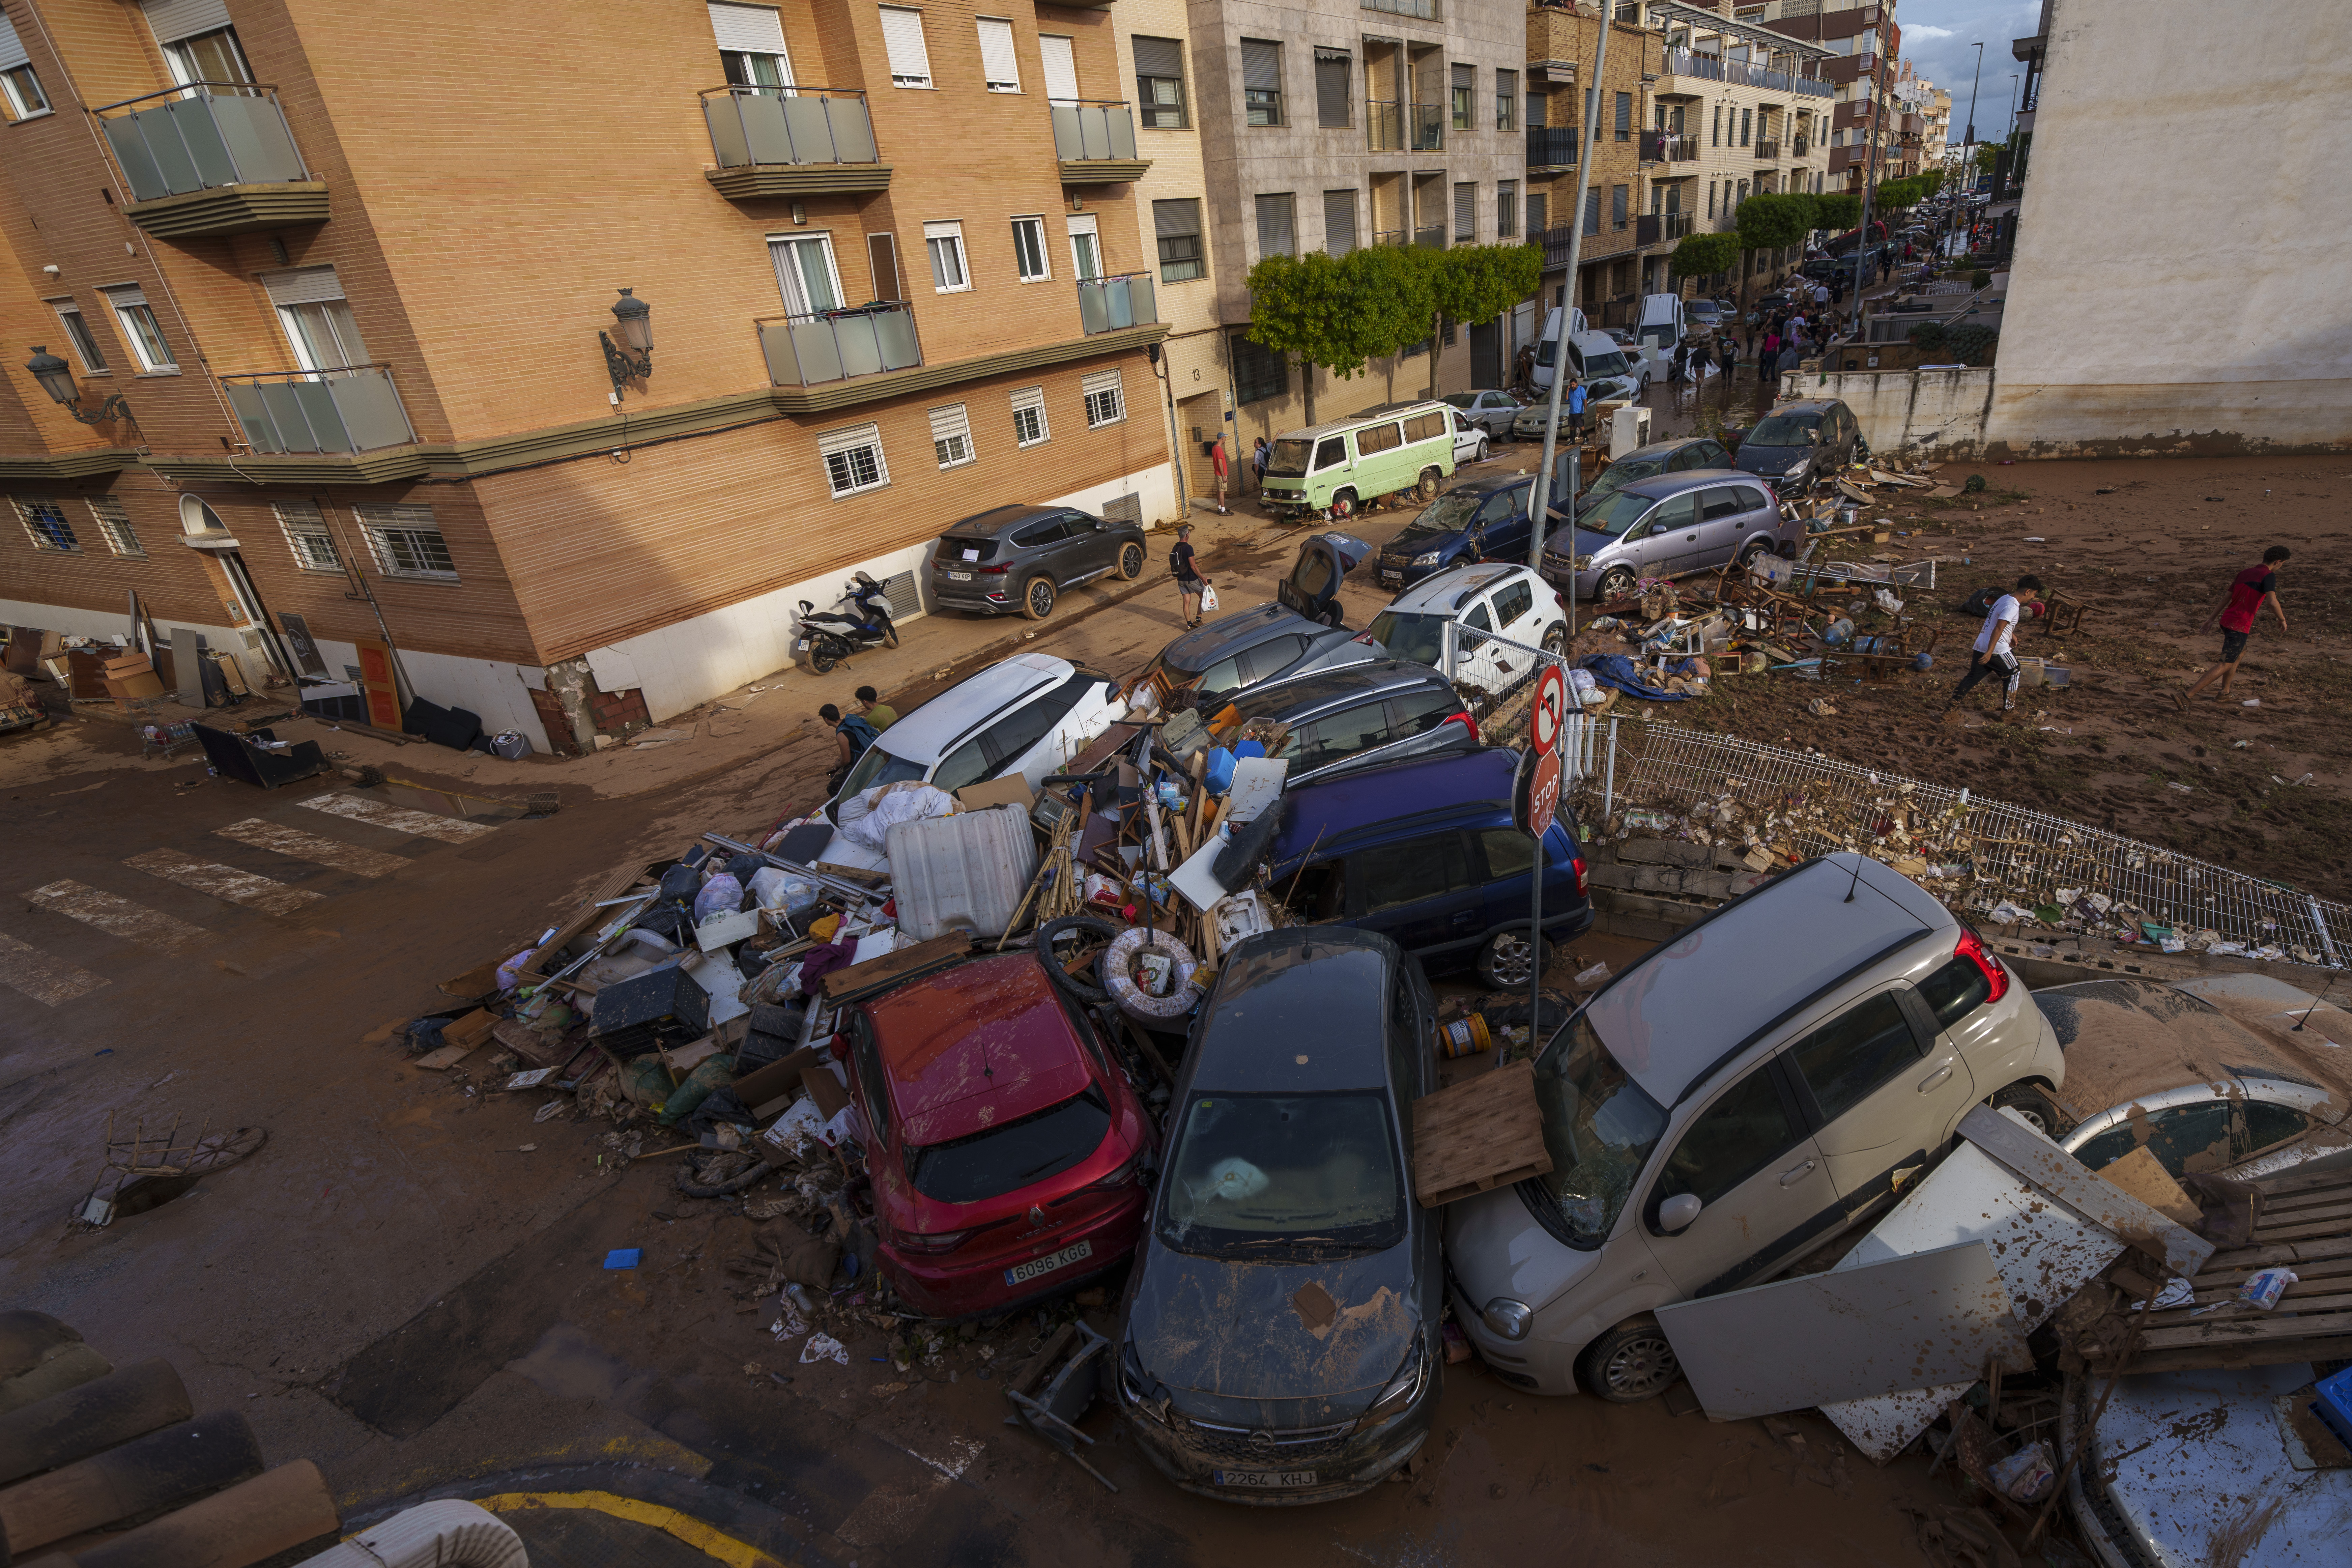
1010,384,1050,448
355,504,458,583
975,15,1020,93
924,220,970,293
14,497,79,552
1066,213,1101,280
878,5,933,89
49,300,109,373
1037,33,1079,104
275,500,344,575
1,64,50,121
767,232,845,316
820,421,890,497
929,402,976,469
709,2,795,91
1011,216,1051,282
1081,368,1124,429
101,286,176,373
86,497,144,558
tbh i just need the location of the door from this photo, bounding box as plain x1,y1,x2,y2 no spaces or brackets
1730,483,1778,559
1067,215,1102,280
867,233,903,302
1065,510,1118,579
1785,989,1975,1209
1644,1059,1836,1299
770,235,844,316
1470,485,1528,563
1347,828,1483,957
1485,576,1539,686
1691,486,1747,570
1471,825,1543,940
1470,319,1501,388
1455,596,1503,695
1633,492,1699,576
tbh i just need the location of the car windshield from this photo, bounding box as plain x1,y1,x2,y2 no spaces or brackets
1745,414,1820,448
1583,455,1664,504
1393,491,1482,545
1577,489,1657,539
1364,610,1450,666
1582,350,1631,379
836,741,926,802
1441,394,1480,411
905,1084,1111,1203
1267,438,1315,479
1528,1015,1669,1247
1156,1091,1403,1260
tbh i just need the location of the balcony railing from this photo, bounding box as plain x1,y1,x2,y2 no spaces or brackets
1051,100,1146,182
1660,133,1699,163
1792,135,1810,156
1525,125,1581,167
1077,272,1156,335
1414,226,1445,248
757,302,921,389
1755,138,1780,159
98,83,311,201
1366,101,1445,152
1658,47,1833,98
1656,210,1693,241
221,365,415,456
701,85,885,196
1372,228,1410,247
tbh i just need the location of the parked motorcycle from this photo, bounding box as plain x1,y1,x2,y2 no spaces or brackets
794,572,898,673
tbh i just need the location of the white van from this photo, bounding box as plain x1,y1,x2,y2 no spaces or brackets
1635,293,1685,356
1526,306,1588,393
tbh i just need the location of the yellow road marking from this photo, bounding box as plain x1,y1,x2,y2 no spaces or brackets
470,1489,787,1567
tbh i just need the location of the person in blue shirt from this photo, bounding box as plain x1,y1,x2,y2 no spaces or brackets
1567,380,1588,439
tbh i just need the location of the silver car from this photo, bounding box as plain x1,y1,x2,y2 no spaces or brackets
1445,854,2066,1402
1443,389,1522,439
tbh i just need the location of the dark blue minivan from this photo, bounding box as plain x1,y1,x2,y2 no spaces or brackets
1266,748,1591,989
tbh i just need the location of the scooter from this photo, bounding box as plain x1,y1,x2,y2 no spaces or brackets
793,572,897,673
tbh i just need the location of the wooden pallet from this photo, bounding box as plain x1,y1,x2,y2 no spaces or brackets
816,931,974,1003
1411,1059,1554,1209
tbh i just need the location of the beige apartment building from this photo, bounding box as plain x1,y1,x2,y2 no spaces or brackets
1747,0,1906,193
0,0,1173,751
1522,0,1652,323
1649,2,1830,282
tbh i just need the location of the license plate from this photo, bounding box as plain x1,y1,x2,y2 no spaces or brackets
947,571,972,581
795,638,809,650
1005,1239,1092,1287
1379,571,1402,586
1214,1469,1317,1489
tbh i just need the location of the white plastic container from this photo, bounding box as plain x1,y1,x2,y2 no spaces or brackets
886,804,1040,940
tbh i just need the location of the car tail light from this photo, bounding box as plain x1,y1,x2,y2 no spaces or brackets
976,564,1011,575
1446,711,1480,742
1083,1149,1148,1192
891,1228,972,1255
1572,856,1588,899
1954,925,2010,1004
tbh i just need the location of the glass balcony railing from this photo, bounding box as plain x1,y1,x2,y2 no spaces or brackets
1755,138,1781,159
1525,125,1581,166
1077,272,1156,335
701,85,879,169
221,366,415,456
97,83,310,202
1657,47,1834,98
757,303,920,389
1050,101,1139,162
1414,226,1445,248
1660,133,1699,162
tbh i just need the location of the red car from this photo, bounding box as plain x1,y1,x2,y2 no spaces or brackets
843,952,1158,1319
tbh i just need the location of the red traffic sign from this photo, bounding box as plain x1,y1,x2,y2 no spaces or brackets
1530,664,1568,756
1513,747,1562,842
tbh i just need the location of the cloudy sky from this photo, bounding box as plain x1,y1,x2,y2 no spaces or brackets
1897,0,2046,144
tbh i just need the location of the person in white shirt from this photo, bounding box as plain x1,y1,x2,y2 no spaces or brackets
1945,574,2043,714
1812,283,1829,309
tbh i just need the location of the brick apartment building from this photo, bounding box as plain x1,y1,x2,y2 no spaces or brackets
1743,0,1908,193
0,0,1174,752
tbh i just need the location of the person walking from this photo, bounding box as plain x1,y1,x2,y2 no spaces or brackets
1567,379,1588,440
1812,281,1830,311
1251,436,1270,496
2179,546,2291,707
1209,434,1230,514
1718,333,1741,382
1170,522,1211,629
1945,575,2043,715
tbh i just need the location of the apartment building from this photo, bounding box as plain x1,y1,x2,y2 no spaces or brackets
1747,0,1903,194
1190,0,1525,439
1648,1,1829,284
0,0,1172,751
1522,0,1651,323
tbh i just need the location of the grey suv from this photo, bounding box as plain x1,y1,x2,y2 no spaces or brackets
931,504,1147,620
1213,661,1477,788
1540,469,1794,602
1444,853,2066,1402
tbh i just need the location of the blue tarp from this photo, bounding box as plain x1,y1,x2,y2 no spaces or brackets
1578,653,1701,701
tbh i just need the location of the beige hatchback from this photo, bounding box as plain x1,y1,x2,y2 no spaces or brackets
1445,853,2066,1401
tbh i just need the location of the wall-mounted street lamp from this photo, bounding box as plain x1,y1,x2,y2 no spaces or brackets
600,288,653,398
24,346,133,427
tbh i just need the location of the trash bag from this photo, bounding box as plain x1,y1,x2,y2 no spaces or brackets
685,1084,755,1136
749,866,823,921
694,873,746,925
658,862,702,901
634,901,691,939
404,1017,449,1055
618,1055,672,1109
838,781,954,852
658,1053,738,1126
495,947,539,992
726,853,764,881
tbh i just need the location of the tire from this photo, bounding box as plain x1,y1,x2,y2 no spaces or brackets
1475,927,1553,991
1989,1081,2068,1139
1598,566,1637,602
1541,622,1567,657
1117,542,1145,580
1022,575,1057,620
809,641,839,674
1738,539,1770,568
1577,1315,1680,1404
1416,468,1441,501
1331,490,1358,519
1475,438,1490,463
1038,915,1117,1007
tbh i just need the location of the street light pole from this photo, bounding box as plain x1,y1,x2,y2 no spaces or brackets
1963,40,1983,148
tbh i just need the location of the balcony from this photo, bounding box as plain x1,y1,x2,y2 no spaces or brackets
1657,47,1834,99
1524,125,1581,168
1755,138,1780,160
1051,101,1148,184
758,302,920,390
1414,226,1445,248
1367,100,1444,153
1638,129,1665,163
1792,135,1810,156
702,86,886,200
1372,228,1410,247
1660,133,1699,163
1652,210,1693,242
96,84,326,238
1077,272,1155,335
221,366,414,458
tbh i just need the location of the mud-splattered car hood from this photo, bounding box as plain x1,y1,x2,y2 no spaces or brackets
1126,1243,1419,1405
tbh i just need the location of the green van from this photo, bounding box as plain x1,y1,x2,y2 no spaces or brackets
1258,401,1457,521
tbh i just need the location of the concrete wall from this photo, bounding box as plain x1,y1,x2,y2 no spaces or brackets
1989,0,2352,456
1805,365,1997,457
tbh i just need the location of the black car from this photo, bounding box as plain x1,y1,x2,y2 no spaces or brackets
930,504,1146,621
1214,661,1478,787
1117,927,1441,1504
1578,436,1732,510
1732,398,1865,495
1374,457,1573,592
1139,603,1376,711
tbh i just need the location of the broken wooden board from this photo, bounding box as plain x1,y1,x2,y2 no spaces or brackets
1956,1103,2214,1278
409,1043,477,1070
817,931,973,1002
442,1007,500,1054
1410,1059,1553,1208
520,856,667,982
2098,1146,2202,1228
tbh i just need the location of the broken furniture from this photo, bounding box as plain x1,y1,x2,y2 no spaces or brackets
2037,589,2094,637
1004,1319,1118,1492
191,724,328,789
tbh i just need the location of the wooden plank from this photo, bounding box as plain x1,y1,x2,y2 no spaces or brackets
2204,1234,2352,1273
2135,1309,2352,1353
2147,1288,2352,1327
1410,1059,1553,1209
2196,1253,2352,1290
521,857,666,981
2258,1188,2352,1217
818,932,973,1001
442,1008,499,1054
2254,1165,2352,1197
2250,1212,2352,1244
2117,1340,2351,1376
1956,1104,2214,1277
410,1043,477,1070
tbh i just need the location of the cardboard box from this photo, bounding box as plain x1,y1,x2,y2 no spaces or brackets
104,672,166,702
103,652,153,678
443,1008,500,1053
954,774,1036,813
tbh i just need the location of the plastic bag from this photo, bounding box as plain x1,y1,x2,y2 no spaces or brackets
749,866,822,920
1199,584,1220,613
1986,1441,2055,1504
495,947,539,991
839,781,954,852
693,873,745,925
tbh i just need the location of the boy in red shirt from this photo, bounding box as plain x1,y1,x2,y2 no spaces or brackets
2178,546,2290,706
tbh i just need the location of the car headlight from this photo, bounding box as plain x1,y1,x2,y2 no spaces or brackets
1573,554,1595,570
1482,1298,1533,1340
1411,552,1441,567
1354,1339,1431,1432
1784,460,1810,475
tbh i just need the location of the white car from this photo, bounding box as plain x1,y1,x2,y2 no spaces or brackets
1365,562,1566,704
1447,405,1491,466
819,653,1119,865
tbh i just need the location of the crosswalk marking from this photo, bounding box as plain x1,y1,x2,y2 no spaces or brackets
24,881,213,954
0,932,110,1006
214,819,410,877
298,792,493,844
124,848,322,917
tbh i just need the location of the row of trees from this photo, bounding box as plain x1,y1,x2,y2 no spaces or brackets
1666,189,1864,305
1244,241,1545,424
1874,166,1946,211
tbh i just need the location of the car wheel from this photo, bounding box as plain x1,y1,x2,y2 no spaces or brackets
1331,490,1358,519
1037,914,1117,1007
1578,1315,1680,1403
1738,539,1770,567
1989,1081,2068,1139
1117,542,1145,580
1476,437,1490,463
1475,927,1552,991
1022,576,1057,620
1541,622,1567,657
1598,567,1637,602
1417,468,1441,501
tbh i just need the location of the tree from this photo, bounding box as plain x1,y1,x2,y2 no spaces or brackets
1733,191,1812,309
1244,251,1348,426
1974,144,1998,174
1338,243,1436,402
1812,191,1862,233
1418,243,1545,397
1917,167,1946,198
1875,177,1923,212
1669,231,1740,282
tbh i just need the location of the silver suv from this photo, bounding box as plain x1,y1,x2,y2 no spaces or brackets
1444,853,2065,1402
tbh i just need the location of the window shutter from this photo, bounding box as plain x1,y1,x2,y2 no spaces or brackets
102,284,151,308
1254,194,1294,258
259,266,346,308
140,0,232,45
707,2,788,55
1153,199,1199,241
1322,190,1356,254
1081,370,1120,396
1131,36,1180,80
1240,40,1280,93
0,19,28,72
1451,63,1471,91
1038,34,1079,102
1454,182,1474,236
819,422,881,457
1011,385,1046,415
878,6,931,86
1313,50,1349,128
928,403,974,466
976,17,1019,91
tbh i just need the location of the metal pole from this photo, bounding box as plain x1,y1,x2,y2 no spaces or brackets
1963,40,1983,148
1529,815,1544,1045
1850,34,1891,341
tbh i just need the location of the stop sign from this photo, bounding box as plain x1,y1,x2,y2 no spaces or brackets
1513,747,1562,841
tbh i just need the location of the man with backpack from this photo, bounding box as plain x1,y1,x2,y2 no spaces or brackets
1170,523,1212,629
820,702,881,793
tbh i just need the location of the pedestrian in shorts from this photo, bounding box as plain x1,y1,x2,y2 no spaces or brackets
1945,575,2043,714
2178,546,2290,706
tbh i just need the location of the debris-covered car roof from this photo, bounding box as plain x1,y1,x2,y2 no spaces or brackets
863,952,1093,1146
1193,931,1392,1094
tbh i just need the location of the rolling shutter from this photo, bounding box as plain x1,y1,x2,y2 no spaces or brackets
259,266,345,308
976,17,1019,91
1240,39,1280,93
1254,194,1294,259
1314,50,1349,128
878,7,931,86
0,18,27,72
708,2,787,54
1131,36,1180,80
140,0,231,44
1039,34,1079,103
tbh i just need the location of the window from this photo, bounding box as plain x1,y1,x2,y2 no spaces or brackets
1453,181,1475,242
2074,1101,2234,1177
262,267,370,373
1354,831,1472,915
0,32,48,122
929,402,975,468
158,22,253,89
1916,954,1991,1029
1286,703,1393,773
975,16,1019,92
276,500,342,573
1737,178,1749,204
923,221,969,292
16,498,77,552
1153,198,1203,283
1134,35,1186,128
769,234,843,314
1526,191,1546,235
1450,63,1472,131
1498,180,1518,237
2238,1100,2311,1160
1254,192,1295,259
102,286,175,372
1526,90,1545,130
1322,189,1357,255
1361,0,1438,17
1314,49,1350,129
1697,487,1743,522
1741,107,1752,147
1038,33,1078,102
1612,184,1629,229
1712,104,1721,147
1240,39,1282,126
1654,1062,1800,1214
818,422,889,497
356,504,457,580
710,2,794,92
87,498,144,559
51,302,108,373
1065,213,1100,280
1478,827,1536,879
1495,69,1517,130
877,5,932,88
1707,180,1716,218
1493,578,1534,627
1584,187,1601,235
1011,217,1050,281
1081,368,1123,428
1010,384,1049,446
1614,90,1631,140
1788,992,1922,1124
1355,420,1403,456
1232,335,1287,404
